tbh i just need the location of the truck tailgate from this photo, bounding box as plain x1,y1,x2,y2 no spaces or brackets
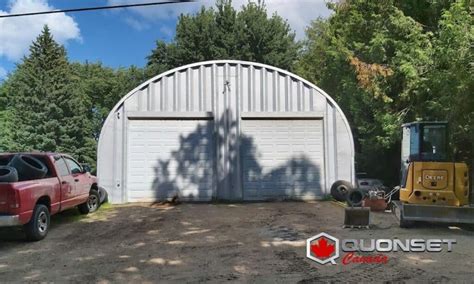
0,184,15,214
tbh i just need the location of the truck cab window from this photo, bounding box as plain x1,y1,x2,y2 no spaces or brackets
55,157,70,176
34,156,54,178
65,158,82,175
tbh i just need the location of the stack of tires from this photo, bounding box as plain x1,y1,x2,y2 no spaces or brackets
0,166,18,183
0,154,47,183
330,180,366,207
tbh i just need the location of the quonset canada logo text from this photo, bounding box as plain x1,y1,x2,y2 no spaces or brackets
306,232,456,265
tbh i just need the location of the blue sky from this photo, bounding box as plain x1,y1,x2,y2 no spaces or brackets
0,0,332,79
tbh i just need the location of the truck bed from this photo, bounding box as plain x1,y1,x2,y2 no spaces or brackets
0,177,61,224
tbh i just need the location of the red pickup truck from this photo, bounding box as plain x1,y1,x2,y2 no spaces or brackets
0,152,100,241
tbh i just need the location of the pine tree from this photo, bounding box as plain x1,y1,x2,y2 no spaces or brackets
7,26,94,164
0,84,14,151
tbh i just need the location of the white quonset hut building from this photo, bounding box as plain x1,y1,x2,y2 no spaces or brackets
98,60,355,204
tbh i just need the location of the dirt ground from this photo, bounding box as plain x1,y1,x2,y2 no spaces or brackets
0,201,473,283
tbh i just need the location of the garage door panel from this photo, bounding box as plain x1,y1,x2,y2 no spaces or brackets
130,169,212,179
241,119,324,200
127,189,214,201
126,119,214,202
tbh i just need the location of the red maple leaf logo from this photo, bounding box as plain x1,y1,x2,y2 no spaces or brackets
310,237,335,259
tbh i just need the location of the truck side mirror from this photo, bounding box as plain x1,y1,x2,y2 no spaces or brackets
81,164,91,173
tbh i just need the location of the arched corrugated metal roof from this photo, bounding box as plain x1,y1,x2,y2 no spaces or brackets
98,60,354,152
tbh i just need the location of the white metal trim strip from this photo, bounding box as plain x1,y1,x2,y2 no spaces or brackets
127,111,214,119
241,112,324,119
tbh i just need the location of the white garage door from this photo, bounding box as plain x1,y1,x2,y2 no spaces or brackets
241,119,324,200
126,119,214,202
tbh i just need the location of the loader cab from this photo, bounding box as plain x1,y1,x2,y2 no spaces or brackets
400,121,448,184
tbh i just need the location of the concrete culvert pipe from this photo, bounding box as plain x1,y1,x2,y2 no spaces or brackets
0,166,19,183
8,155,47,181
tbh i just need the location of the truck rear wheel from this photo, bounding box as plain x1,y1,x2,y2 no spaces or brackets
78,189,100,214
24,204,50,241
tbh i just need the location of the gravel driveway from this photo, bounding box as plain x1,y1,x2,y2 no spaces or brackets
0,202,473,282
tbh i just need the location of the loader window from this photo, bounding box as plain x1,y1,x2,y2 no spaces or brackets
421,125,447,161
409,126,420,160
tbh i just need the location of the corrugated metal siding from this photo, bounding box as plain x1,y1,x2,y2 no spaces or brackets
97,60,355,204
123,64,325,114
125,66,215,113
336,110,353,180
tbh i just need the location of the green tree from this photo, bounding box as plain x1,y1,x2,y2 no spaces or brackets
0,83,14,151
146,0,299,75
4,26,95,164
424,1,473,164
297,0,433,184
394,0,453,30
70,62,146,142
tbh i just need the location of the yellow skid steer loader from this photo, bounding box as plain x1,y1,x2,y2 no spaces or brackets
391,121,473,227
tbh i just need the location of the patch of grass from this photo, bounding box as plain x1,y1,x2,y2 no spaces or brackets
321,194,335,201
53,202,115,225
87,202,115,220
99,202,114,210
